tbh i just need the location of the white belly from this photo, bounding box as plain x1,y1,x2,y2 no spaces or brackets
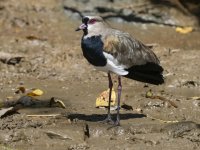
94,59,128,76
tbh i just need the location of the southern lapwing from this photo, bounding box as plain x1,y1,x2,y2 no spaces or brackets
76,16,164,125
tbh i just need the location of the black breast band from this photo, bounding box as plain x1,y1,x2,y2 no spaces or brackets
81,35,107,66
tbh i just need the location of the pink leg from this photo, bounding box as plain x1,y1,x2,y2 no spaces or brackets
115,76,122,126
101,72,115,124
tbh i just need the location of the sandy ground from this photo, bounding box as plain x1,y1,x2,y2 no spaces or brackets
0,0,200,150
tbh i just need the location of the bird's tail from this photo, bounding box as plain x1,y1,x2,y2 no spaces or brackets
124,63,164,85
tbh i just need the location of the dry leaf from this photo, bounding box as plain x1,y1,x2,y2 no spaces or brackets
27,114,61,117
27,89,44,96
187,97,200,100
121,103,133,111
135,108,143,113
50,97,66,109
0,107,17,118
7,57,24,65
15,86,26,94
26,35,47,41
96,88,116,107
146,89,153,98
145,90,178,108
176,27,193,34
0,101,4,108
45,131,72,140
146,114,179,123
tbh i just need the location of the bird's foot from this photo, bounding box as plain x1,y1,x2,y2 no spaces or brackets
100,116,115,125
114,120,120,126
107,120,120,130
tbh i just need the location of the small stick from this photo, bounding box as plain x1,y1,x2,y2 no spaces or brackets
151,95,178,108
146,91,178,108
146,114,179,123
27,114,61,117
146,43,159,49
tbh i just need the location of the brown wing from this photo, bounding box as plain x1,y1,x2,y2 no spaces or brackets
103,29,160,68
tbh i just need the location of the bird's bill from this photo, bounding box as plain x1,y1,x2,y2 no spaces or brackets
75,23,87,31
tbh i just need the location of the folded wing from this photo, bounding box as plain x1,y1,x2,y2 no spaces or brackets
102,29,164,85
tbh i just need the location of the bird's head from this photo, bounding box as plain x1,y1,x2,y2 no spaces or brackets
75,16,105,35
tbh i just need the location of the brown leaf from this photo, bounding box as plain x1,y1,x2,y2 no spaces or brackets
121,103,133,111
15,86,26,94
0,107,18,118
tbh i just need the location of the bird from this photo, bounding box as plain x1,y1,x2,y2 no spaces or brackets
76,16,164,126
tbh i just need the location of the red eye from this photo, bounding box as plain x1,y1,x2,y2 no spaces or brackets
88,19,96,24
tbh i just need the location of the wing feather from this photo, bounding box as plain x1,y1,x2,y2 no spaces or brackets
102,29,160,68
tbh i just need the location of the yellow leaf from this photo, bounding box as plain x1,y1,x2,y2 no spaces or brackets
146,89,153,98
96,88,116,107
176,27,193,34
27,89,44,96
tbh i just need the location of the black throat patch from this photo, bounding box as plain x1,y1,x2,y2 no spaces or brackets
83,28,88,35
82,17,89,35
81,35,107,66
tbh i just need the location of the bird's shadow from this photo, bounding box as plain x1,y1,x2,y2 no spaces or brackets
67,113,146,122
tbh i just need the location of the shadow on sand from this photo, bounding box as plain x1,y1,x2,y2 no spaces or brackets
67,113,146,122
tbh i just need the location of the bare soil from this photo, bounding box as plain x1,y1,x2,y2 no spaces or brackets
0,0,200,150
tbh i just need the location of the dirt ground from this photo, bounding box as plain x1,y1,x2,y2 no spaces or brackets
0,0,200,150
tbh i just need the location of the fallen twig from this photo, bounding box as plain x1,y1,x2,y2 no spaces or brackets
27,114,61,117
146,43,159,49
146,90,178,108
146,114,179,123
149,95,178,108
187,96,200,100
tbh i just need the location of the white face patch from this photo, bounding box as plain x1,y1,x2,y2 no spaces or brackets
83,22,103,39
87,23,95,31
82,16,106,38
87,22,102,32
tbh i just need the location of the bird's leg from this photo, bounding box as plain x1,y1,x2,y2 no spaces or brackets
115,76,122,126
107,72,113,121
101,72,114,124
107,76,122,129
